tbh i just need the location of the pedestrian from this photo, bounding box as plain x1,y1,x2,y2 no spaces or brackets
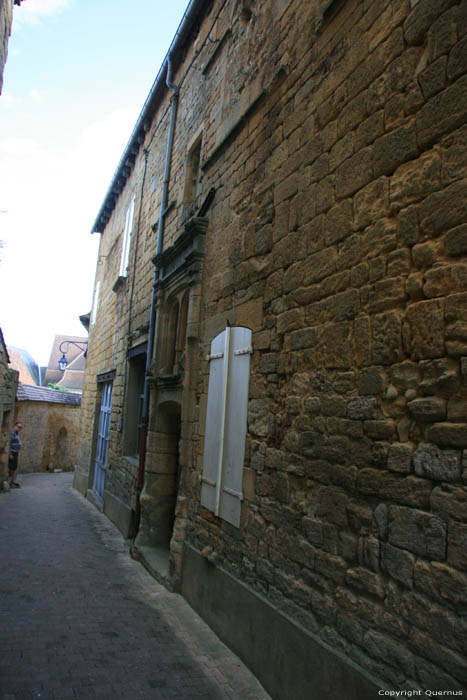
9,422,23,489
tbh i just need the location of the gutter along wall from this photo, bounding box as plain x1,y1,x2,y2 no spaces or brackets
74,0,467,697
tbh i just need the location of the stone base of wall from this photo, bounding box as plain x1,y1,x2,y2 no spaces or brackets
181,544,383,700
103,490,136,539
72,470,88,496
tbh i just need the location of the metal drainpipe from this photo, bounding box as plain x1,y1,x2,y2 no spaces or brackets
134,55,179,534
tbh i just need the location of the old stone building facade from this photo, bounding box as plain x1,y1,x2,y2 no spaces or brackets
0,329,18,486
74,0,467,697
14,384,81,473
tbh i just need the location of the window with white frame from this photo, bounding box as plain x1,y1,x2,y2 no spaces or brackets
201,326,252,527
90,280,100,326
119,196,135,278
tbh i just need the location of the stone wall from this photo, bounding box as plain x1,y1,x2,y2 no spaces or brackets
0,335,18,484
75,0,467,695
14,401,81,473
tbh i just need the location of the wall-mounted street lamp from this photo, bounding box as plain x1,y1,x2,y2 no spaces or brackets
58,340,88,372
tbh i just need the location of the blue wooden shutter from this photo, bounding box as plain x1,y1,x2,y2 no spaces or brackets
201,326,252,527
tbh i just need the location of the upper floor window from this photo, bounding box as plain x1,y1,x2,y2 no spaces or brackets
119,196,135,278
161,289,190,375
91,281,100,326
183,135,202,212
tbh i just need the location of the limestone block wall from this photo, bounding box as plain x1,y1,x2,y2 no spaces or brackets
14,402,81,473
0,341,18,483
75,0,467,693
183,0,467,691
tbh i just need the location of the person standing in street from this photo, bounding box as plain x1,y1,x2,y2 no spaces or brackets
9,422,23,488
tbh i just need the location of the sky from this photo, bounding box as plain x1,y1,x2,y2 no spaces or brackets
0,0,190,367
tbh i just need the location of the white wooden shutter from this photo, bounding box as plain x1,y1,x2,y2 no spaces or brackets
201,326,252,527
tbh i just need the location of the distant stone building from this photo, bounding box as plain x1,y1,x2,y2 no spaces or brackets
14,384,81,473
7,346,43,386
0,0,23,95
0,329,18,485
74,1,467,697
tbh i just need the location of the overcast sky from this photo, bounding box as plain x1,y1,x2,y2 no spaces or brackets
0,0,189,366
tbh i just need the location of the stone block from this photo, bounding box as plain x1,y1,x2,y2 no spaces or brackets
412,239,442,269
419,180,467,237
346,567,386,599
406,299,444,360
315,174,335,214
289,327,318,350
387,249,411,278
335,147,373,200
329,132,354,173
397,206,419,246
382,542,415,588
427,422,467,448
413,442,461,481
445,224,467,257
311,486,349,528
358,367,386,396
418,55,448,101
387,443,413,474
315,550,347,584
417,74,467,149
441,123,467,185
410,627,467,685
368,277,407,313
373,123,418,178
388,505,447,559
431,483,467,521
407,396,447,422
330,290,360,322
404,0,458,46
303,248,337,285
427,7,458,62
447,33,467,81
425,263,467,298
354,111,384,151
447,520,467,570
324,199,353,246
372,311,404,365
414,560,467,606
353,177,389,231
358,535,380,573
347,396,377,420
277,308,303,334
357,470,431,508
445,292,467,356
389,149,441,211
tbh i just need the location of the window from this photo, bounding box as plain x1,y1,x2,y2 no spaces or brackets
123,347,146,457
161,290,190,375
119,196,135,278
183,136,202,210
91,281,100,326
201,326,252,527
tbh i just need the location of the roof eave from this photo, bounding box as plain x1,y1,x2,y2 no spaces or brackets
91,0,206,235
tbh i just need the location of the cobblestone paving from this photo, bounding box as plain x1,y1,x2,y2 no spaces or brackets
0,473,272,700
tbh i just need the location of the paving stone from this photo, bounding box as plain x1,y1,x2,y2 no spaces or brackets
0,473,271,700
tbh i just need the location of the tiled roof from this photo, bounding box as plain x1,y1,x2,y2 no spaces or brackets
17,383,81,405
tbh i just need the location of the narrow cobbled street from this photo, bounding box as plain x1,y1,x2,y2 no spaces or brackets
0,473,271,700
